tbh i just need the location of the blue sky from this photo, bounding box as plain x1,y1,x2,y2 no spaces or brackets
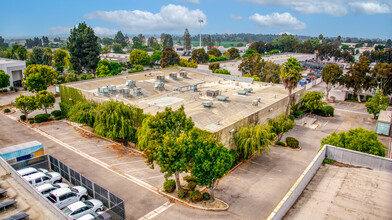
1,0,391,39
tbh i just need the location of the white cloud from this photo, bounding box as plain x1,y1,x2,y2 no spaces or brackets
230,14,243,20
84,4,207,32
240,0,392,16
349,2,391,14
249,12,306,31
184,0,200,3
48,26,72,34
93,27,118,35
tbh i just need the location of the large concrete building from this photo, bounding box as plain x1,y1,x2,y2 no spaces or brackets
0,58,26,88
65,67,304,148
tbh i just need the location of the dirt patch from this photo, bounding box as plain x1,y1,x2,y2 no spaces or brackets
73,126,96,138
330,161,370,169
106,144,141,158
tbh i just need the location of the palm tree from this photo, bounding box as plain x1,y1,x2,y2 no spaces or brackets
280,57,303,116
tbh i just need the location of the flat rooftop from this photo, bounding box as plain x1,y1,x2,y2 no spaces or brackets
68,68,298,132
284,164,392,219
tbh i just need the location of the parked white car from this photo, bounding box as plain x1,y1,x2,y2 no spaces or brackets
36,183,69,198
47,186,88,209
17,167,48,176
77,211,111,220
24,172,62,187
62,199,104,219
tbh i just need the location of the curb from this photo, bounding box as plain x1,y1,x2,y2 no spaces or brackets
157,188,229,211
272,145,301,151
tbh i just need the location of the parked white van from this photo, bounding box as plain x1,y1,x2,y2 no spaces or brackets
17,167,48,176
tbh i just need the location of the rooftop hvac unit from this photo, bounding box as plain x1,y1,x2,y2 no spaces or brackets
180,71,188,78
169,73,178,80
252,100,258,106
107,85,117,95
125,80,136,89
156,75,165,82
207,90,220,97
98,87,109,97
244,88,253,93
190,84,198,92
237,90,247,95
119,88,130,97
202,102,213,108
216,95,229,101
155,82,165,91
133,87,142,96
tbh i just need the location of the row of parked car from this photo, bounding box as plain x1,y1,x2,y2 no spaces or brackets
17,167,110,220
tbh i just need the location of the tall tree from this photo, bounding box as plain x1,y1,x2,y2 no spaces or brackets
191,49,209,64
280,57,302,115
129,49,150,66
371,63,392,95
162,34,173,49
386,39,392,48
36,90,55,114
24,72,47,93
207,35,214,50
322,64,343,101
225,48,240,59
53,49,69,73
23,64,58,91
207,48,222,57
249,41,266,54
160,47,179,68
184,29,192,51
0,70,10,90
138,34,145,45
67,22,100,75
15,46,27,60
238,53,266,76
365,90,389,119
147,37,156,47
114,31,127,47
42,36,49,47
112,43,124,54
343,56,372,102
268,114,295,141
0,36,8,48
261,61,281,83
137,106,194,190
15,94,37,119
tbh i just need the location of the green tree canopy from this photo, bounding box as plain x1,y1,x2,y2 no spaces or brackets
225,48,240,60
322,64,343,101
161,47,179,68
36,90,55,114
371,63,392,95
53,49,69,73
365,90,389,119
23,64,58,88
268,114,295,141
261,61,280,83
321,127,386,156
249,41,266,54
112,43,125,54
207,48,222,58
301,91,326,113
151,50,162,63
280,57,302,115
0,70,10,89
191,49,209,64
114,31,127,47
67,22,100,75
24,72,47,93
183,29,192,51
15,94,37,119
129,49,150,66
238,53,266,76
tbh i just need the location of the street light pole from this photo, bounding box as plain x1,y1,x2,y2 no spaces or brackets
198,19,204,48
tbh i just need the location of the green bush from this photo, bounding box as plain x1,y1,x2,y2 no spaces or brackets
208,62,220,72
177,189,188,199
320,106,334,117
214,69,231,75
134,65,144,72
34,113,52,123
189,190,203,202
3,108,10,113
275,141,286,147
28,118,34,124
20,115,26,121
286,137,299,148
294,110,303,118
183,175,196,183
164,179,176,193
202,192,210,200
55,115,65,120
208,56,228,63
51,110,62,117
187,181,197,191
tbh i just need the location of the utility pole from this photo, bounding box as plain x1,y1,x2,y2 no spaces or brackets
198,18,204,48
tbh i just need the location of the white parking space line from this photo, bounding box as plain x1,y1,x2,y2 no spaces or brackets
141,174,164,181
110,160,144,166
125,167,150,173
334,108,368,115
138,201,173,220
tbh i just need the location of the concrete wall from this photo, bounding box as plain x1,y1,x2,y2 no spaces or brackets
326,145,392,172
305,78,322,90
182,67,254,83
0,155,67,219
215,88,305,148
267,145,392,220
267,146,327,220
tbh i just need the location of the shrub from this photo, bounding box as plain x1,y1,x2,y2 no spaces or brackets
202,192,211,201
163,179,176,193
208,62,220,72
293,110,303,118
34,113,52,123
51,110,62,117
55,115,65,120
320,106,334,117
187,181,197,191
208,56,228,63
28,118,34,124
286,137,299,148
183,175,196,183
20,115,26,121
134,65,144,72
189,190,203,202
214,69,231,75
275,141,286,147
177,189,188,199
3,108,10,113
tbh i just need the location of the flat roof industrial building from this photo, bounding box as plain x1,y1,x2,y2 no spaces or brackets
66,68,304,147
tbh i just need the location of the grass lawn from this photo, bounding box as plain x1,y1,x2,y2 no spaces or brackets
191,41,246,48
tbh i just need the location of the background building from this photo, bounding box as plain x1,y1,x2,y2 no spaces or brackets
0,58,26,88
